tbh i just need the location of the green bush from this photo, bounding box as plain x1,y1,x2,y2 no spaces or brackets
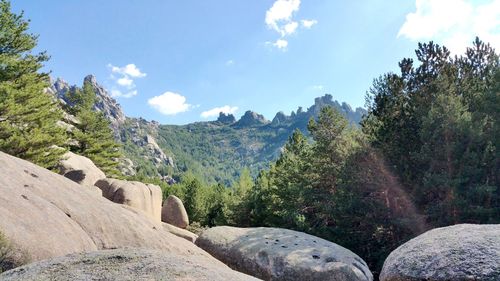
0,231,30,273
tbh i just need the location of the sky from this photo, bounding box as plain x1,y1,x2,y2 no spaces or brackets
12,0,500,124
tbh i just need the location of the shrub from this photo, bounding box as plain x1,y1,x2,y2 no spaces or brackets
0,231,30,273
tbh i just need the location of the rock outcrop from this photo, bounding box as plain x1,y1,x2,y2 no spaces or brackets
163,223,198,243
95,178,162,223
121,117,175,175
0,248,259,281
271,111,290,126
83,75,126,132
0,152,214,265
217,112,236,124
162,195,189,229
145,134,174,166
234,111,269,127
196,226,373,281
57,152,105,195
48,76,126,133
380,224,500,281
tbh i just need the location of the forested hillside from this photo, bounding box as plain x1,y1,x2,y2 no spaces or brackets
153,95,366,185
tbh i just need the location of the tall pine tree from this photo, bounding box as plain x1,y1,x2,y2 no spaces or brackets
65,80,122,176
0,0,67,168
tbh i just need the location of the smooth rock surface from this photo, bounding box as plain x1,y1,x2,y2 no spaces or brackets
58,151,106,189
0,248,259,281
95,178,162,223
162,195,189,229
0,152,228,266
380,224,500,281
196,226,373,281
163,223,198,243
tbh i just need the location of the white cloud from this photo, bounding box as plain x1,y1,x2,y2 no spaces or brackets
109,63,146,78
273,39,289,49
148,92,192,115
265,0,301,32
283,21,299,35
110,89,137,98
201,105,239,118
107,63,147,98
117,77,134,88
226,59,235,66
265,0,317,50
398,0,500,54
301,19,317,28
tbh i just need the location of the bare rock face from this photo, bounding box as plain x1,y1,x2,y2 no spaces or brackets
196,226,373,281
57,152,105,194
234,111,269,127
83,75,126,132
0,248,260,281
0,152,215,266
380,224,500,281
49,76,126,132
163,223,198,243
217,112,236,124
95,178,162,223
162,195,189,229
145,134,173,166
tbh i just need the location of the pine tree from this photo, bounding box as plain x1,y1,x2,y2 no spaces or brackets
205,183,229,226
180,172,205,222
66,80,122,176
0,0,67,168
228,167,254,226
363,38,499,226
266,129,312,229
247,170,270,226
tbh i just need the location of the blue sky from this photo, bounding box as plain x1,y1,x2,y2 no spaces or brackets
12,0,500,124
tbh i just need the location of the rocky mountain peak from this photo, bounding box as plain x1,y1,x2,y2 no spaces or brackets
53,78,70,93
84,74,98,85
305,94,367,124
47,77,73,104
234,110,269,127
216,112,236,124
271,111,289,126
49,75,126,132
83,75,126,130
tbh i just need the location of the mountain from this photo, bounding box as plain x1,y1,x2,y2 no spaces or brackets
47,75,126,134
154,94,367,185
49,76,366,185
48,75,174,179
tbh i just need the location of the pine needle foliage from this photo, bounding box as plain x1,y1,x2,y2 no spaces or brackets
0,0,67,168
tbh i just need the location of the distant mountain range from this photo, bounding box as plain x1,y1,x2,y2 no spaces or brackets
49,75,367,185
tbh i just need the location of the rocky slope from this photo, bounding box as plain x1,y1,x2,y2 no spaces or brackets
48,76,174,179
49,76,366,184
0,151,258,280
48,75,126,133
0,151,197,260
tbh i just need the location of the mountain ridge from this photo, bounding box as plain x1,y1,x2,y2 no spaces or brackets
49,75,367,184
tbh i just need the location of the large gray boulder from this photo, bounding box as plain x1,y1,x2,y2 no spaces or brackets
58,151,106,190
162,195,189,229
196,226,373,281
0,152,235,270
0,248,259,281
380,224,500,281
95,178,162,223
